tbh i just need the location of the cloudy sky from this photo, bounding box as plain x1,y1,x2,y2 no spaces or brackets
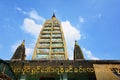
0,0,120,60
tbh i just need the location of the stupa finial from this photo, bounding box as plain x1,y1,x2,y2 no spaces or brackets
52,13,56,19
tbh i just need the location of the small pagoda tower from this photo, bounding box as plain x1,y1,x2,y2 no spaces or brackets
74,40,84,60
11,40,26,61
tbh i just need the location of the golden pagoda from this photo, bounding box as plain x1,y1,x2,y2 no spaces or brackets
32,14,68,60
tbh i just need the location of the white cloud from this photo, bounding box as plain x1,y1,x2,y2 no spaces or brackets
16,7,26,14
16,7,21,11
82,48,99,60
18,9,45,37
61,21,82,59
79,16,85,23
28,10,45,22
21,18,42,37
16,7,45,22
11,41,33,59
25,47,33,56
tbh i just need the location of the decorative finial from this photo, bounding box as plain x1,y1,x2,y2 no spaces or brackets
75,40,78,45
21,40,25,46
52,13,56,19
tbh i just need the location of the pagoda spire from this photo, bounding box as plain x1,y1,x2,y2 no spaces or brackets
11,40,26,61
32,14,68,60
74,40,84,60
51,13,56,19
21,40,25,46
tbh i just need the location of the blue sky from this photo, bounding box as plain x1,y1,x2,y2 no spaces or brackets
0,0,120,60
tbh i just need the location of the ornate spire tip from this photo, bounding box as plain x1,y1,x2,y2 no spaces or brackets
22,40,25,46
75,40,78,45
52,13,56,19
